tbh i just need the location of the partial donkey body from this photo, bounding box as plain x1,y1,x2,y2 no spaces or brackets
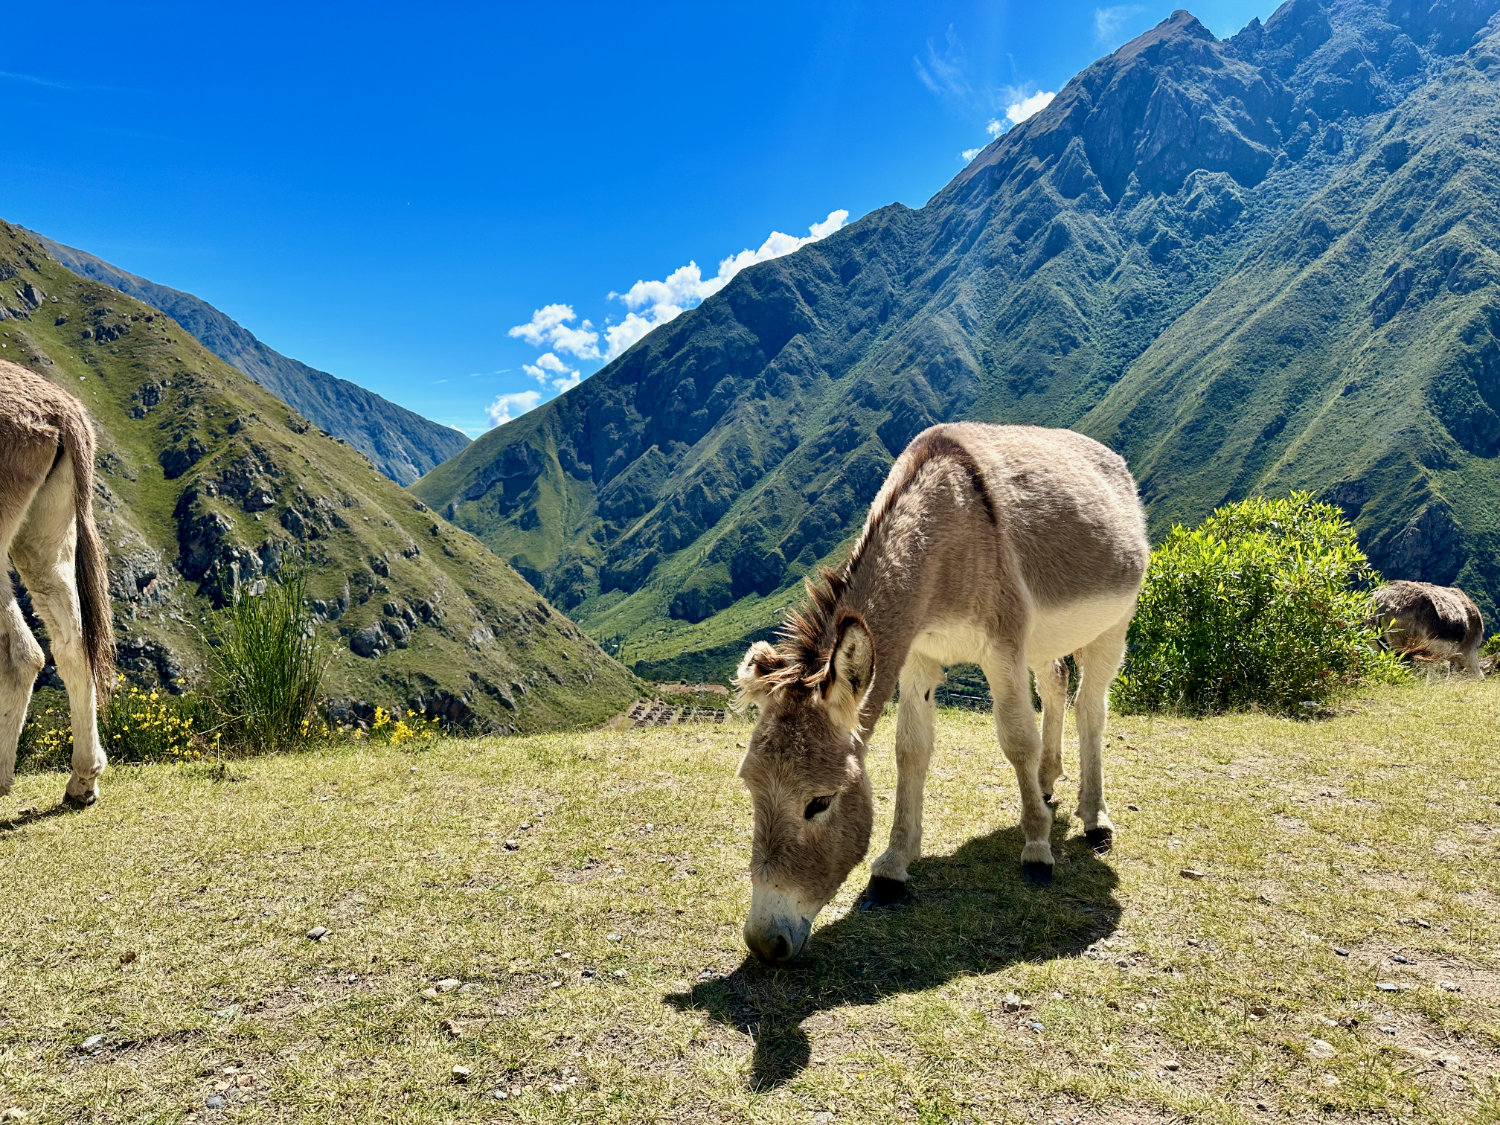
1372,580,1484,677
0,359,115,805
735,423,1148,962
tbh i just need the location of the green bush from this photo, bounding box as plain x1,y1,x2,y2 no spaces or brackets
206,569,327,755
1114,493,1404,716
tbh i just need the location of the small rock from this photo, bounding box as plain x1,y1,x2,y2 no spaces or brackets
1320,1074,1340,1089
1028,1020,1044,1032
206,1095,227,1109
442,1019,463,1039
1002,992,1022,1012
451,1065,470,1084
1180,868,1207,880
1440,981,1461,993
306,926,329,942
1163,1060,1180,1071
504,840,520,850
1332,946,1350,957
457,982,481,995
549,980,562,989
434,978,461,993
519,822,532,830
119,950,138,965
1127,803,1140,811
2,1110,27,1121
420,987,441,1001
1308,1038,1336,1060
1249,1003,1268,1018
1378,1025,1397,1035
80,1035,106,1052
236,1075,254,1088
1256,1102,1271,1112
612,969,627,979
607,932,622,943
1105,999,1120,1010
1376,981,1403,993
1436,1054,1461,1069
1391,954,1411,964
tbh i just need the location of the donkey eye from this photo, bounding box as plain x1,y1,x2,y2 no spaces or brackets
804,795,833,820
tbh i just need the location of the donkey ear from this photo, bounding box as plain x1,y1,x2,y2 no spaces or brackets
822,614,874,731
734,641,785,707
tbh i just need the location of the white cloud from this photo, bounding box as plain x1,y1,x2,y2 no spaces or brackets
960,147,982,162
986,118,1004,138
601,208,849,360
499,208,850,420
486,389,542,427
1094,5,1145,47
522,351,582,395
1006,89,1055,125
913,26,971,103
507,303,601,360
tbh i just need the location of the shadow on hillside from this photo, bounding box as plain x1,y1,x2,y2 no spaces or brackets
664,821,1120,1090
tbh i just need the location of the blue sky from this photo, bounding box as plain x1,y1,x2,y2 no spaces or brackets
3,0,1275,438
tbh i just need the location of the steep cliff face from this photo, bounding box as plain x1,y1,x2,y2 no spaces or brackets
38,236,469,486
415,0,1500,678
2,220,637,731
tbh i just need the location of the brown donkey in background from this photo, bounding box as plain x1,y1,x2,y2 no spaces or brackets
734,423,1149,963
0,359,115,805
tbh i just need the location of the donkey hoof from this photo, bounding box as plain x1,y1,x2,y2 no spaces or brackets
1085,827,1114,854
1021,861,1054,888
1042,792,1055,807
860,876,912,910
63,788,97,809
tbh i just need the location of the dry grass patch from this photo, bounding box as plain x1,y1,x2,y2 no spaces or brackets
1,681,1497,1123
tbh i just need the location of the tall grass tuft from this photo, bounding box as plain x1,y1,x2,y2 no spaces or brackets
207,569,327,755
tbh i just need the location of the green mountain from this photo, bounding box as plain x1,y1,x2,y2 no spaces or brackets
1,220,637,732
37,236,468,486
415,0,1500,681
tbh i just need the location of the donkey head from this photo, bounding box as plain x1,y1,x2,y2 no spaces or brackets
734,614,876,963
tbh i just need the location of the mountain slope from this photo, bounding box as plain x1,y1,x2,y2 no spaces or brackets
415,0,1500,679
1,220,636,732
37,237,468,485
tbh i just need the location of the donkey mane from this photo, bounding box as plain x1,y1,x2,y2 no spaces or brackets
765,430,997,691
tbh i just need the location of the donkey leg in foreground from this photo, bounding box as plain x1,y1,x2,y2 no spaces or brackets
867,654,943,901
0,359,115,805
0,587,48,798
985,647,1057,883
1074,617,1130,852
12,456,108,805
1035,658,1068,805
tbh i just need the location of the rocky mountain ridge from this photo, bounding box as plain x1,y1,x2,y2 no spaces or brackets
415,0,1500,681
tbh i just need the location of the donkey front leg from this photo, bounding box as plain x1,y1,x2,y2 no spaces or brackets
984,649,1054,886
1033,659,1068,805
0,592,47,798
1075,618,1130,853
868,656,942,903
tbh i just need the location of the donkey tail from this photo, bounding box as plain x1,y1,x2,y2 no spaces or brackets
62,414,116,695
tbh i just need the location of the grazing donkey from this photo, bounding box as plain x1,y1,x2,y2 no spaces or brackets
0,359,115,805
1372,580,1485,677
734,423,1148,963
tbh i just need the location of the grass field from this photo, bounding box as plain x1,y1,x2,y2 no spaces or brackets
2,680,1497,1123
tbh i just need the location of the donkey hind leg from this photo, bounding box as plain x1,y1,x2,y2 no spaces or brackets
1033,659,1068,805
1463,646,1484,678
868,654,943,902
983,648,1054,886
13,465,105,806
0,584,47,798
1074,617,1130,854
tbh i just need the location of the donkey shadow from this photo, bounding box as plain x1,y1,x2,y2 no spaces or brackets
0,799,82,833
665,822,1120,1090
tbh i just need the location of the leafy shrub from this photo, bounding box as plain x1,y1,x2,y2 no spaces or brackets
1114,493,1404,716
206,569,327,755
